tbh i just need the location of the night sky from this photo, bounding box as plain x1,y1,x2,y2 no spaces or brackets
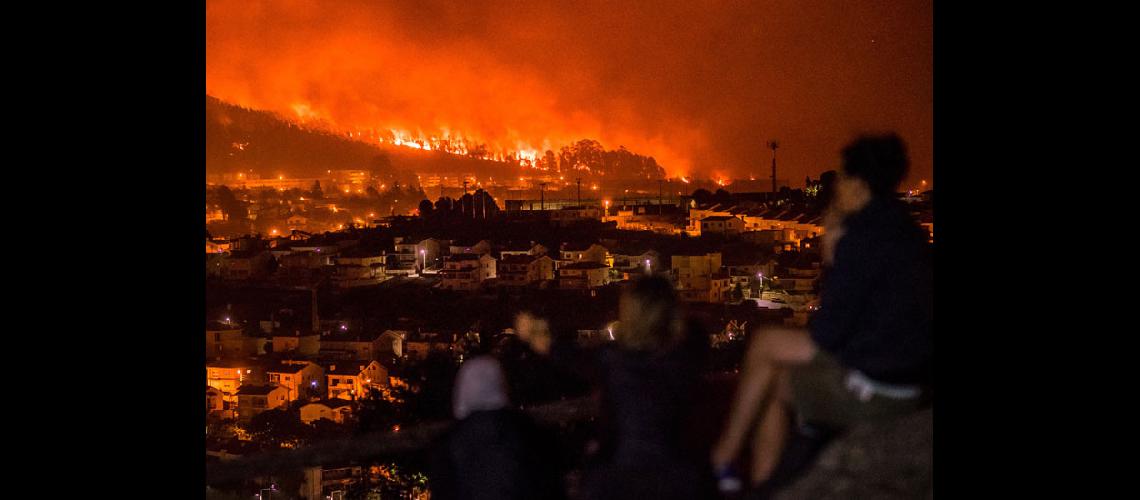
207,0,932,188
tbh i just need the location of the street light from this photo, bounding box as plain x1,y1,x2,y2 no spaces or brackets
257,483,278,499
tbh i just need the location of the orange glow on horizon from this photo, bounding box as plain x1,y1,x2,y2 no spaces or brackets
205,1,700,179
206,1,933,184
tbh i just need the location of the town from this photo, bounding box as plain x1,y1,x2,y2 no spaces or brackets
204,171,933,499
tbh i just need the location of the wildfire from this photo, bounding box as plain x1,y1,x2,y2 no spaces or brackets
290,103,322,123
205,2,712,180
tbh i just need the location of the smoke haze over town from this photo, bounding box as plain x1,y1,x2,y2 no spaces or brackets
206,0,932,187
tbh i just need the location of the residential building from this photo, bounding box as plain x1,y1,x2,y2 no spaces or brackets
376,330,407,358
498,254,555,286
279,251,333,272
287,214,308,228
224,250,273,280
300,400,354,425
206,359,260,404
687,205,733,235
265,361,324,402
333,248,387,287
558,261,610,289
559,243,609,264
550,206,603,226
403,337,453,360
673,251,723,300
207,386,226,415
206,322,247,359
498,242,549,259
236,384,289,422
610,248,661,276
448,239,492,256
206,238,231,254
700,215,746,236
440,253,497,290
272,331,321,356
301,465,365,500
206,205,226,224
742,228,800,252
606,204,685,234
708,272,733,302
388,238,420,275
416,238,447,270
319,332,385,361
325,360,389,400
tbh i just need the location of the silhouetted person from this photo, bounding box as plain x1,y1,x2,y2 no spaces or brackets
518,276,716,500
711,134,933,497
430,355,564,500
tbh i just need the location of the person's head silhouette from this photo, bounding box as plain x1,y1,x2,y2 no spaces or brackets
833,134,910,213
617,275,684,352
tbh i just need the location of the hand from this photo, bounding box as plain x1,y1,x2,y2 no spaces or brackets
514,312,552,355
821,209,846,266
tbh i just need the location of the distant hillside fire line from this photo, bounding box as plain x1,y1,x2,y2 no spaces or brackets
289,112,667,177
364,127,541,169
209,95,671,183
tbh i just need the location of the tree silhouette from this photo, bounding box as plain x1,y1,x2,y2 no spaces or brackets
418,199,434,217
245,409,311,448
713,189,733,205
691,189,713,205
355,388,402,435
214,186,246,221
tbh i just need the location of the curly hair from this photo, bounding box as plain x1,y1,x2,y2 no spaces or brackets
841,134,910,198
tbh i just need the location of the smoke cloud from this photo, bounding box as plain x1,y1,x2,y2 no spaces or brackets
207,0,932,186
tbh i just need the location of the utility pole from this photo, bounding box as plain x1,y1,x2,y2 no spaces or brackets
768,140,779,194
462,179,471,218
576,178,582,207
658,179,664,206
539,182,547,210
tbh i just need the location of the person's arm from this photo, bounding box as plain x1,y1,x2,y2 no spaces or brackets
515,312,599,391
808,228,883,353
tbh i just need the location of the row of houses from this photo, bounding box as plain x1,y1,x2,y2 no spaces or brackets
687,203,827,248
686,201,933,249
206,357,393,422
206,323,483,423
208,229,816,300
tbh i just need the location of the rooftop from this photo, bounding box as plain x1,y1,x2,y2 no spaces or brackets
560,261,609,270
304,399,354,409
561,242,599,252
500,254,538,264
320,332,380,343
264,361,313,374
446,253,484,261
701,215,739,222
236,384,280,396
326,363,371,375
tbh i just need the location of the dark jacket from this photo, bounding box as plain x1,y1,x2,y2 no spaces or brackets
808,197,933,385
554,322,716,500
430,409,565,500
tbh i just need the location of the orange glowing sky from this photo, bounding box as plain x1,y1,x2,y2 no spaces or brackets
206,0,932,187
